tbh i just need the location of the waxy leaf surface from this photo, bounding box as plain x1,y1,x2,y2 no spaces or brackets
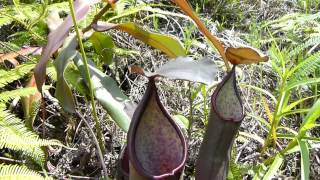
130,57,218,85
54,36,78,113
89,32,115,65
73,54,132,132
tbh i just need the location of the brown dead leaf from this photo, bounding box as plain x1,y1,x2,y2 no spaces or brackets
225,47,268,65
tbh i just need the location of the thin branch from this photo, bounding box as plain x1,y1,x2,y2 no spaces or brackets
68,0,107,178
75,111,108,179
82,5,111,33
68,0,105,153
0,157,25,164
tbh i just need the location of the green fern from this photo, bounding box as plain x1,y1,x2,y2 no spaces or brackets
0,64,35,88
0,164,52,180
227,149,252,180
289,36,320,57
0,110,63,166
0,1,68,28
288,52,320,82
0,87,39,103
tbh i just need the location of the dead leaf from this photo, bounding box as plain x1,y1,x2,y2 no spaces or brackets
21,74,42,129
225,47,268,65
0,47,42,67
172,0,229,69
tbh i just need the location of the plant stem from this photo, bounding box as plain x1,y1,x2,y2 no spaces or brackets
187,82,194,138
82,4,111,33
76,111,108,179
68,0,105,153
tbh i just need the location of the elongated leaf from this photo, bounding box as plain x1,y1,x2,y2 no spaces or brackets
298,139,310,180
240,84,277,103
300,99,320,135
225,47,268,65
130,57,218,85
73,53,131,132
239,131,265,145
128,77,187,179
34,0,99,92
54,36,78,113
173,114,189,130
0,87,39,103
89,32,115,65
286,78,320,91
283,95,319,112
264,154,283,179
93,21,186,58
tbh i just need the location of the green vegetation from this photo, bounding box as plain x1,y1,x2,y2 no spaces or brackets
0,0,319,179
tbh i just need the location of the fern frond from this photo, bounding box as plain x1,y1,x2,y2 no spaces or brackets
288,52,320,82
0,64,35,88
0,87,38,103
228,148,253,180
0,110,63,165
0,2,68,28
290,36,320,57
0,164,52,180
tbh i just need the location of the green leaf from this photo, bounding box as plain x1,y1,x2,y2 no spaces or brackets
247,114,271,129
285,77,320,91
93,22,186,58
64,65,89,97
287,52,320,81
73,53,131,132
298,139,310,180
263,154,283,180
0,87,39,103
173,114,189,130
0,164,53,180
0,64,35,88
277,134,320,143
283,95,319,112
239,132,264,145
89,32,115,65
53,36,77,113
240,84,277,103
300,99,320,135
279,108,310,117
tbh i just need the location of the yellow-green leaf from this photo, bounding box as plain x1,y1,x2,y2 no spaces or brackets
93,22,186,58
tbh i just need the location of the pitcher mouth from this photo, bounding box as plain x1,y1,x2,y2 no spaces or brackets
127,77,187,179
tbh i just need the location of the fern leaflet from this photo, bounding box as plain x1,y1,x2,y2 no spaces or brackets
0,87,38,103
288,51,320,82
0,110,63,165
0,64,35,88
0,164,52,180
